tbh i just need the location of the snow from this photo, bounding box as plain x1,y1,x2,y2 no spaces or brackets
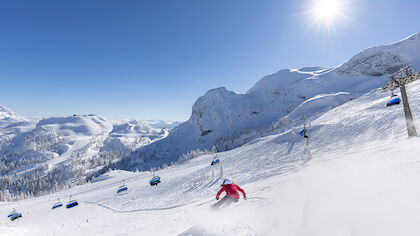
338,32,420,76
37,115,113,137
0,113,170,198
0,105,24,122
2,75,420,235
109,120,168,149
142,120,182,129
2,33,420,235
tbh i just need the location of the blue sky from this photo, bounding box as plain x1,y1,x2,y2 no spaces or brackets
0,0,419,121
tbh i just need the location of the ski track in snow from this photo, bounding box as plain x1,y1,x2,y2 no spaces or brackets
2,79,420,235
2,32,420,234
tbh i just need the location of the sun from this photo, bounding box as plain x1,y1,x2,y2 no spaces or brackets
306,0,350,32
314,0,341,21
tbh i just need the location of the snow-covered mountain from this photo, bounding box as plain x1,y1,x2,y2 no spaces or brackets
338,33,420,76
133,33,420,167
0,105,23,121
2,67,420,235
109,120,168,150
142,120,182,129
0,112,170,200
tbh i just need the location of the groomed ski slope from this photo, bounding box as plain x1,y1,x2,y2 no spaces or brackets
2,80,420,235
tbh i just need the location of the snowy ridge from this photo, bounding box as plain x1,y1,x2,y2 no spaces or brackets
111,120,165,139
135,33,420,166
142,120,181,129
108,120,169,150
37,115,113,137
0,105,24,122
338,32,420,76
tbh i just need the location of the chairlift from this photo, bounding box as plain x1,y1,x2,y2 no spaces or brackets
66,200,78,208
211,159,220,165
117,180,128,193
10,212,22,221
386,97,401,106
299,129,309,139
386,91,401,107
149,176,161,186
52,199,63,209
66,195,79,209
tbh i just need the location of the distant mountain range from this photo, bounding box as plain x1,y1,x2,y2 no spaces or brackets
0,107,178,200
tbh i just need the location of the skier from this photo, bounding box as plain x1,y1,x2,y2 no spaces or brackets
213,179,246,209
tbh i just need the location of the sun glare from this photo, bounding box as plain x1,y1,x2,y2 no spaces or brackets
307,0,350,32
314,0,341,20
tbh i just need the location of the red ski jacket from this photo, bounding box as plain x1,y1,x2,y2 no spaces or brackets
216,184,246,199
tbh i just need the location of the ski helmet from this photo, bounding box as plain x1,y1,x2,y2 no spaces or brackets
222,178,232,185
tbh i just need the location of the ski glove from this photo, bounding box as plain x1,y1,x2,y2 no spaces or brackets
216,197,219,200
